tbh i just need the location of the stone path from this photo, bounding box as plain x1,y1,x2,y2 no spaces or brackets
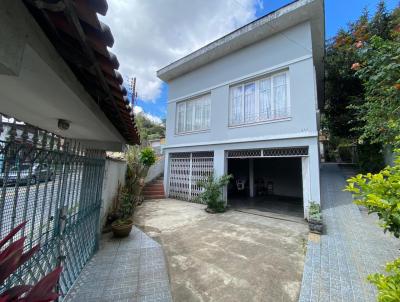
64,227,172,302
299,164,400,302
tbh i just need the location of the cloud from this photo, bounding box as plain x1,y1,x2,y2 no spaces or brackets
100,0,259,102
133,106,163,124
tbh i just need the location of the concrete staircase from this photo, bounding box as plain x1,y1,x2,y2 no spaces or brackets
143,176,165,200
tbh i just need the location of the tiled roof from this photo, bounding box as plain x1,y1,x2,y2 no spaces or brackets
24,0,140,145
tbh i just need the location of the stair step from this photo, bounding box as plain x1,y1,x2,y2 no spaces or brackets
144,191,165,195
144,195,165,200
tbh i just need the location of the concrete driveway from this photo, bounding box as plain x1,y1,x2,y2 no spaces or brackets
134,199,308,302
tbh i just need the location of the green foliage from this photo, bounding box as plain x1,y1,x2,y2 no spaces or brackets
357,143,385,173
125,146,149,201
134,112,165,143
368,258,400,302
117,187,134,219
345,150,400,301
324,2,400,148
345,152,400,238
139,147,156,167
197,174,232,212
350,35,400,146
308,202,322,221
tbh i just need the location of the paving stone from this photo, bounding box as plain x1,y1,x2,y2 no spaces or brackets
298,164,400,301
64,227,172,302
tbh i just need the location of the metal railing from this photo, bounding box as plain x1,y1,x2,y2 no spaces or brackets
0,116,105,298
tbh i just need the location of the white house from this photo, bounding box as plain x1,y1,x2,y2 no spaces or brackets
157,0,324,218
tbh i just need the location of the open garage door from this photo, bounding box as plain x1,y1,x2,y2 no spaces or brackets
227,147,309,218
168,152,213,202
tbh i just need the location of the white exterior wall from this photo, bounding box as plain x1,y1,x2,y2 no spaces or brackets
100,159,127,228
163,21,321,217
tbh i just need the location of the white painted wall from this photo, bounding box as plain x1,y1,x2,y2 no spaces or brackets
164,22,318,148
100,159,127,228
144,157,165,184
162,20,321,217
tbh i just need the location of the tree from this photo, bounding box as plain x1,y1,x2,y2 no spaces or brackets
134,112,165,143
350,36,400,146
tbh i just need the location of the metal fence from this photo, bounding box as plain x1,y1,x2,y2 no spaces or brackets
0,118,105,298
168,152,214,202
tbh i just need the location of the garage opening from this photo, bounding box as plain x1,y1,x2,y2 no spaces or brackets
227,148,306,218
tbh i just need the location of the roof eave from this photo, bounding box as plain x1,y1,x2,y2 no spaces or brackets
157,0,324,83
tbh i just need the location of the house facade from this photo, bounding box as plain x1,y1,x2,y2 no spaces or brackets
157,0,324,218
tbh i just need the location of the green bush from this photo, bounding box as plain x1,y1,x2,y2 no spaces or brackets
139,147,156,167
197,174,232,213
345,152,400,238
357,143,384,173
345,150,400,302
368,258,400,302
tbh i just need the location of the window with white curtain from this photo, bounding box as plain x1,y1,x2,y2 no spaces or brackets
229,71,290,126
176,94,211,134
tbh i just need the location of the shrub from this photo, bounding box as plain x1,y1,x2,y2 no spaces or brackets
368,258,400,302
139,147,156,167
345,152,400,238
197,174,232,213
345,150,400,301
357,143,385,173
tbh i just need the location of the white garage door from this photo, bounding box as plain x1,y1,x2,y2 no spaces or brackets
168,152,214,202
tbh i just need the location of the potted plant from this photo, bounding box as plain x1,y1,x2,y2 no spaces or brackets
197,173,232,213
111,188,135,237
308,202,323,234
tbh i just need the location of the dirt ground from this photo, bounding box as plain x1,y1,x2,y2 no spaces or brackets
134,199,308,302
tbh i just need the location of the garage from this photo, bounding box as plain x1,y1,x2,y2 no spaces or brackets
227,147,309,218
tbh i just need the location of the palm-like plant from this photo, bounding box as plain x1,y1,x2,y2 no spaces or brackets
0,222,61,302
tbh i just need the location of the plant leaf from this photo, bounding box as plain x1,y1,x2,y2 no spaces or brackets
0,222,27,249
24,266,62,302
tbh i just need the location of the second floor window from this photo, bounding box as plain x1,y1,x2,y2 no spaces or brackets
229,71,290,126
176,94,211,134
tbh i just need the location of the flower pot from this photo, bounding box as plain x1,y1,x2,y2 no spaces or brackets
111,218,134,238
308,219,323,234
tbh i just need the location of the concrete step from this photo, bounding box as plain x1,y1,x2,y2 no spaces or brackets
144,195,165,200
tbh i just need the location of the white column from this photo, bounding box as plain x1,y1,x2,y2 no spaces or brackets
302,156,311,218
213,149,227,203
309,141,321,204
249,158,254,198
163,152,170,197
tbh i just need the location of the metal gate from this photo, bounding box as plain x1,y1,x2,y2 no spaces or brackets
168,152,213,202
0,118,105,298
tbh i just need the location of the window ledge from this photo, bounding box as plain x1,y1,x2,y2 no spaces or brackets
228,117,292,129
175,129,210,136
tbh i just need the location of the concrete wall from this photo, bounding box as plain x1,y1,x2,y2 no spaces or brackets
165,22,318,148
100,158,127,228
144,156,165,184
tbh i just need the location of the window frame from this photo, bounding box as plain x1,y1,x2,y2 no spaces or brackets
228,70,291,128
175,94,211,135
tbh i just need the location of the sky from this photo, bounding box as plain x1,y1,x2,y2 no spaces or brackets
100,0,399,124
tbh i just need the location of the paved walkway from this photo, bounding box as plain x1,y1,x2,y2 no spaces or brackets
64,227,172,302
299,164,400,302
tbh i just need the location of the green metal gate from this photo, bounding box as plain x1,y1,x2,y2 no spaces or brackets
0,118,105,298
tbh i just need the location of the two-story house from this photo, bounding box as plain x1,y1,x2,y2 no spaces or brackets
157,0,324,218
